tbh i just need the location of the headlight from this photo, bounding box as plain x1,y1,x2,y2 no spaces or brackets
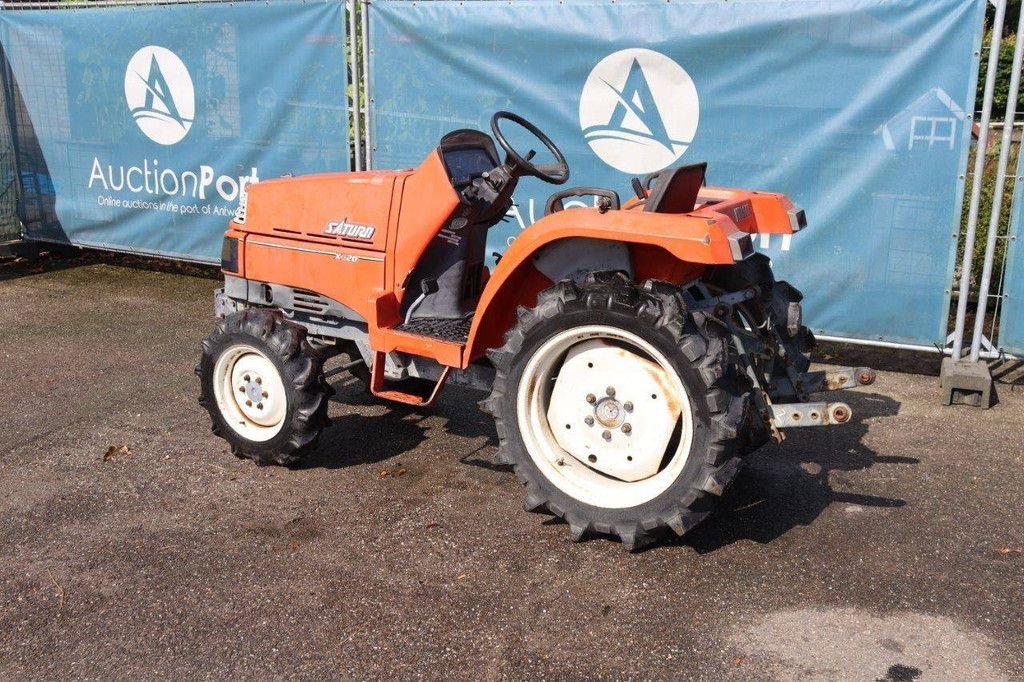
221,236,239,273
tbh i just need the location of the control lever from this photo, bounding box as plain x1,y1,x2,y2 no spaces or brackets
404,278,439,324
631,177,646,200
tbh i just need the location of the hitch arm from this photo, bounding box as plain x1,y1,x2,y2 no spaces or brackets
771,402,852,428
769,366,876,401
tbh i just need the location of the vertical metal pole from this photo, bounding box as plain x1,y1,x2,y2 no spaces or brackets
348,0,362,171
360,0,371,169
951,0,1007,360
969,8,1024,362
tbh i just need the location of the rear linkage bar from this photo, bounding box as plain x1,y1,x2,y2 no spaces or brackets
685,282,876,439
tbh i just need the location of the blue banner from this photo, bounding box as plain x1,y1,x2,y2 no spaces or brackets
998,147,1024,356
369,0,984,346
0,0,349,262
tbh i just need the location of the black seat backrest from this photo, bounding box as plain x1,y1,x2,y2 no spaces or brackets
644,162,708,214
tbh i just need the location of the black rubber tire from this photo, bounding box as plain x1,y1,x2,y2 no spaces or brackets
483,272,749,551
197,309,333,466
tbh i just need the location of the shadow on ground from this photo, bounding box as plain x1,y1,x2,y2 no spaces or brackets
314,367,911,554
305,373,497,470
677,390,908,553
0,247,220,282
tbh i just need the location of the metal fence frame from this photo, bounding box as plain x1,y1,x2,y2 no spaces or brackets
2,0,1024,364
948,0,1024,362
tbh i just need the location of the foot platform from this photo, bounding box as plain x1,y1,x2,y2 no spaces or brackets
370,351,451,406
393,317,472,343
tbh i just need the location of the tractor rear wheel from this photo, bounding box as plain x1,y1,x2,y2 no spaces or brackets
484,273,749,551
197,310,332,466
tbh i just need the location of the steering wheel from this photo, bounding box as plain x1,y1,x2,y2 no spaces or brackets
490,111,570,185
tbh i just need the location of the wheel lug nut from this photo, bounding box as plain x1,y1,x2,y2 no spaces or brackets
244,375,250,382
622,423,632,434
262,391,269,398
584,416,594,426
245,400,253,407
586,394,596,404
602,430,612,441
257,403,264,410
256,377,262,385
606,386,616,397
623,401,633,413
238,387,245,393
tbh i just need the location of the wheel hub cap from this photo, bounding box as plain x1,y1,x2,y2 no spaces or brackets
594,397,625,428
243,377,263,404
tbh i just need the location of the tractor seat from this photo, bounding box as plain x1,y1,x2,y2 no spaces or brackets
644,162,707,214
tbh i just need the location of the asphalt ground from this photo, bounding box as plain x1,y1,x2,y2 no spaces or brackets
1,254,1022,680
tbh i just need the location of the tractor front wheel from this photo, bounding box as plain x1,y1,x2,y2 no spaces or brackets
484,273,749,551
197,310,332,466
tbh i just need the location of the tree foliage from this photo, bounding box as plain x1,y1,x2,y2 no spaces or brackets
977,31,1024,121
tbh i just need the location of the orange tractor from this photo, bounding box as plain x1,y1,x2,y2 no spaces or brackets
198,112,875,550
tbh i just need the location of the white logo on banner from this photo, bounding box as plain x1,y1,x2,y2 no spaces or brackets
579,49,700,175
124,46,195,145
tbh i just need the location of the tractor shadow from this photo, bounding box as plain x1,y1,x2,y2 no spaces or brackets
298,377,431,469
669,390,909,554
433,375,912,553
302,365,913,556
298,406,430,470
302,375,497,470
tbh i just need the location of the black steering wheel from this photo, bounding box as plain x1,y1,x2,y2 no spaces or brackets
490,111,570,185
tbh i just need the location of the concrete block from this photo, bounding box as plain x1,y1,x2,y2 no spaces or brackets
939,357,993,408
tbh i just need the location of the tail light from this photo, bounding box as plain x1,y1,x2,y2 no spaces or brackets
788,206,808,232
727,232,754,260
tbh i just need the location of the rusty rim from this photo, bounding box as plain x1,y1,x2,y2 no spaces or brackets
515,325,694,509
212,344,288,442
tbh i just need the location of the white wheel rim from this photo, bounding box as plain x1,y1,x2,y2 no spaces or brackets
516,325,694,509
212,344,288,442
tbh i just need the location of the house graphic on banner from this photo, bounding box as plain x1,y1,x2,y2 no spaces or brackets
875,88,969,152
870,87,969,293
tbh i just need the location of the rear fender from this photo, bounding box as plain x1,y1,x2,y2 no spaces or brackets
464,208,744,364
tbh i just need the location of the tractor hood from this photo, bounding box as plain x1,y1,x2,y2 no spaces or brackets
231,170,413,252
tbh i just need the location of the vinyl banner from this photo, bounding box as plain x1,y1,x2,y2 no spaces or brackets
369,0,984,345
998,149,1024,356
0,0,349,262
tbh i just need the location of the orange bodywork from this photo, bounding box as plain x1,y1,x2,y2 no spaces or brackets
226,148,801,371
